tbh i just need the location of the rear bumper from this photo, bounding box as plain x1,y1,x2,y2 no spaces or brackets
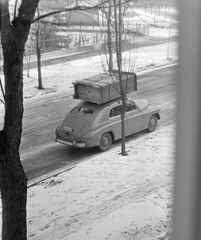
55,136,86,148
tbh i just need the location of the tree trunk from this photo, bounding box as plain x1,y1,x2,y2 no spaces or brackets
120,95,126,155
107,0,113,71
0,40,28,240
0,132,27,240
36,32,43,89
0,25,28,239
113,0,127,156
0,0,39,238
36,7,43,90
118,0,127,156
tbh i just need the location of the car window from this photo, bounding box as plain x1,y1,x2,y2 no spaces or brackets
71,107,93,115
109,105,121,118
125,103,137,112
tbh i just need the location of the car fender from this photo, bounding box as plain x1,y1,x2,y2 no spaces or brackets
142,107,161,130
82,123,111,148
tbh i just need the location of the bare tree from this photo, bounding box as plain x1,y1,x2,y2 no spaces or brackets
102,0,137,155
106,0,113,71
36,6,43,89
113,0,127,155
0,1,39,239
0,1,108,239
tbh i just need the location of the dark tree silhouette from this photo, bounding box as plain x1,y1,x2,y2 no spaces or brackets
0,1,39,239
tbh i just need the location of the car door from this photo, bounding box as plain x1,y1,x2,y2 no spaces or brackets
108,104,122,140
125,101,143,136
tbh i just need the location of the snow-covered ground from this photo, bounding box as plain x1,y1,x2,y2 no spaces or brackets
0,25,178,240
26,124,175,240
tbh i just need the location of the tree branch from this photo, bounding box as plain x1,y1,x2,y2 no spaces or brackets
0,0,11,31
18,0,40,22
32,2,109,23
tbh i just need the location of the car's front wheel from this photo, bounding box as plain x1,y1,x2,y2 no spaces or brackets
147,115,158,132
99,133,112,152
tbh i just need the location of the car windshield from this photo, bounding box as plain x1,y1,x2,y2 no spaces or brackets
71,107,94,116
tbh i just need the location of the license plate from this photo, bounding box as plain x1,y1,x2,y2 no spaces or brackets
63,126,73,133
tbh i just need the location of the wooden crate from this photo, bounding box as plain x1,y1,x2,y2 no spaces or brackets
73,71,137,104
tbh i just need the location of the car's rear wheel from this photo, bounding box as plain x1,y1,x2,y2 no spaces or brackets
147,115,158,132
99,133,112,152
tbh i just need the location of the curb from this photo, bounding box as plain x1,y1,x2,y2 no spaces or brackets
28,164,76,188
136,62,177,75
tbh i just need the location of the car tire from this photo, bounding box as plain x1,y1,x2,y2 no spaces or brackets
99,133,112,152
147,115,158,132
